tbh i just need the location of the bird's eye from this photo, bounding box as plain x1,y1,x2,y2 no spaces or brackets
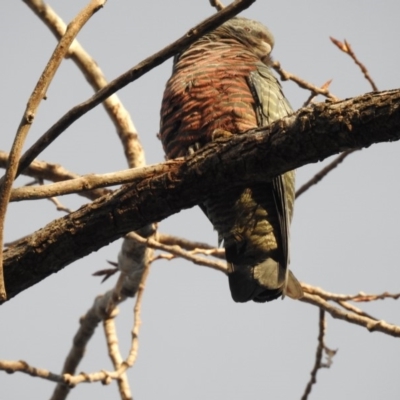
244,27,251,32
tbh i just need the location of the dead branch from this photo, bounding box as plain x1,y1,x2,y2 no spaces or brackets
272,61,339,101
337,300,377,321
210,0,225,11
0,150,110,201
103,309,132,400
296,149,356,198
9,163,170,202
302,284,400,302
158,235,225,258
301,309,335,400
302,79,333,107
0,0,106,301
48,197,72,213
330,37,379,92
129,232,227,273
158,232,223,254
0,360,64,383
301,293,400,337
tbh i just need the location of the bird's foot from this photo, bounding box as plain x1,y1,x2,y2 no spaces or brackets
187,142,202,155
212,129,234,141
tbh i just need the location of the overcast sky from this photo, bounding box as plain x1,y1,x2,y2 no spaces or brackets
1,1,400,399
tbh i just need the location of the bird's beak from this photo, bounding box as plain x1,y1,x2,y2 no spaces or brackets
261,41,272,55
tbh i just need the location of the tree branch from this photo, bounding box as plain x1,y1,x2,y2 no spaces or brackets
301,309,327,400
295,149,356,198
301,293,400,337
3,89,400,302
0,151,109,201
0,0,106,301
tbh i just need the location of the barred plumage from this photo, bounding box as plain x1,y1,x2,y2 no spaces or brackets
159,17,302,302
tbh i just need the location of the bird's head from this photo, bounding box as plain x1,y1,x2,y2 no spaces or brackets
212,17,275,64
173,18,275,68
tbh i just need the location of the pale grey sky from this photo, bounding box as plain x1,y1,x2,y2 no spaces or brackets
1,1,400,399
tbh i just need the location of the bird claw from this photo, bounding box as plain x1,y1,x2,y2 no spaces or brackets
212,129,234,141
187,142,202,155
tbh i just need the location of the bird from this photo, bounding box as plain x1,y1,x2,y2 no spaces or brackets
159,17,303,302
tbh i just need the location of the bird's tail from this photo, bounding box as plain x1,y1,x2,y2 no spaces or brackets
228,258,303,302
257,257,303,300
285,270,303,300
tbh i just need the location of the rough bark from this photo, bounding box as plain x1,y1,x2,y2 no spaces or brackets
3,89,400,303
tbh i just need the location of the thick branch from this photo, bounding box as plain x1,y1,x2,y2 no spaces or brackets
3,89,400,302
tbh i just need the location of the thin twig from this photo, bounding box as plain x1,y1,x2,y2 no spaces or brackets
128,232,227,273
337,300,377,321
35,177,73,213
48,197,72,213
295,149,357,198
50,292,110,400
330,37,379,91
152,246,225,260
23,179,39,187
302,284,400,303
210,0,225,11
272,61,339,101
353,292,400,302
0,0,106,302
158,232,220,253
301,309,328,400
0,150,110,201
302,79,333,107
0,360,65,383
300,293,400,337
123,251,151,370
103,310,133,400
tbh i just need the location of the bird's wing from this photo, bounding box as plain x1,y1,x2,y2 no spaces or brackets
246,62,293,274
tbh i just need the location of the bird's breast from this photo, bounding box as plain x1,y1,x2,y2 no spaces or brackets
160,43,262,159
